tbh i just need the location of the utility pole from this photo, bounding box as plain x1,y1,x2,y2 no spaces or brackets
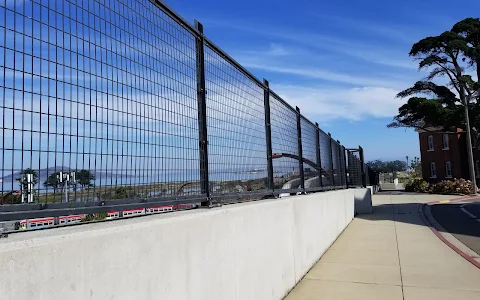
57,172,76,203
20,173,34,203
464,90,479,195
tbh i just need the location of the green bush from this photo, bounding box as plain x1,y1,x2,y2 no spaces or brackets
101,186,138,200
430,179,473,195
404,178,430,193
81,212,108,222
405,178,475,195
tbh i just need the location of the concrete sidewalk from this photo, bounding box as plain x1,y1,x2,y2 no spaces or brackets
284,193,480,300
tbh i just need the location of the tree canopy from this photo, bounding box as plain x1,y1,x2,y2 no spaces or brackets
366,160,407,173
43,172,62,192
76,169,95,190
389,18,480,132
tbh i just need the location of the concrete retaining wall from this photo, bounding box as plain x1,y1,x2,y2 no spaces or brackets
0,189,360,300
367,185,379,195
354,187,373,214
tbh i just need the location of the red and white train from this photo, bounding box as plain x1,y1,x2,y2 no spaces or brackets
17,203,197,230
19,214,85,230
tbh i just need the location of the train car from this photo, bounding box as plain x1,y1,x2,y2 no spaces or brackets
173,203,196,210
12,203,199,232
106,211,120,220
146,205,173,214
59,214,85,225
19,217,55,230
121,208,146,218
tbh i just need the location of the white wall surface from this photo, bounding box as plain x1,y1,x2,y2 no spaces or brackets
0,189,359,300
354,188,373,214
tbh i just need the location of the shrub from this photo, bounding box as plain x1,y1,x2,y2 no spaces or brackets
81,212,108,222
430,179,473,195
101,186,138,200
404,178,430,193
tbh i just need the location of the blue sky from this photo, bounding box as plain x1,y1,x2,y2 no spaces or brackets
166,0,480,162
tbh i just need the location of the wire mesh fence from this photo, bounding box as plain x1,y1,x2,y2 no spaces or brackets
339,145,347,188
269,94,301,192
331,141,342,188
204,44,268,197
1,0,203,205
0,0,377,226
346,149,363,187
319,130,334,189
367,168,379,185
301,117,320,191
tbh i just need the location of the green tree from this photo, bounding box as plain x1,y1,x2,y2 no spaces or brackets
366,160,388,173
388,18,480,132
410,157,422,177
366,160,407,173
385,160,408,172
76,169,95,190
15,168,38,191
43,172,61,192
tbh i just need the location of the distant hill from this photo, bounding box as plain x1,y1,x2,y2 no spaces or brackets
1,167,135,183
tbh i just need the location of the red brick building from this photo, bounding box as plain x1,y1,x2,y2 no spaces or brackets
417,128,480,184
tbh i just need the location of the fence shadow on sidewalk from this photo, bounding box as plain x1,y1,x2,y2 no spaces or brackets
355,192,480,242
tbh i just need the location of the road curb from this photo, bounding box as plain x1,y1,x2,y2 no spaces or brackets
419,202,480,269
425,195,480,205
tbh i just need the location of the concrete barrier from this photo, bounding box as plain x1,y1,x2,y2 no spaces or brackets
354,187,373,214
380,182,401,190
367,185,380,195
0,189,360,300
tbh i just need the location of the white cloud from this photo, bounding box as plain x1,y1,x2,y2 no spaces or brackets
272,84,403,122
205,19,417,71
315,14,424,45
241,43,291,57
240,59,409,89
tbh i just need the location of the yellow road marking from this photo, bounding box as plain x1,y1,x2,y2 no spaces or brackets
439,200,451,204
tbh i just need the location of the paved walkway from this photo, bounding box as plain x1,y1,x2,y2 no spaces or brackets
285,193,480,300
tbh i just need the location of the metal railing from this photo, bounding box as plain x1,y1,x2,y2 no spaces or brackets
0,0,376,223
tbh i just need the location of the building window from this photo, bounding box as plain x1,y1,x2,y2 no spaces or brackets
445,161,452,178
428,135,434,151
442,134,449,150
430,162,437,178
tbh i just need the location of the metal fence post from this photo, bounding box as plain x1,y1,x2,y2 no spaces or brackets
263,79,274,194
315,123,323,189
328,133,335,188
359,145,366,188
195,20,210,206
343,146,349,189
337,140,344,188
296,107,305,192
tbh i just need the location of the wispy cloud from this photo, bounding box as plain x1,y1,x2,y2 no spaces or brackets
204,19,417,71
272,84,403,123
315,14,424,45
242,61,407,89
240,43,291,57
232,44,414,89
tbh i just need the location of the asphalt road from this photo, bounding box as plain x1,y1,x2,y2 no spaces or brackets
431,201,480,256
